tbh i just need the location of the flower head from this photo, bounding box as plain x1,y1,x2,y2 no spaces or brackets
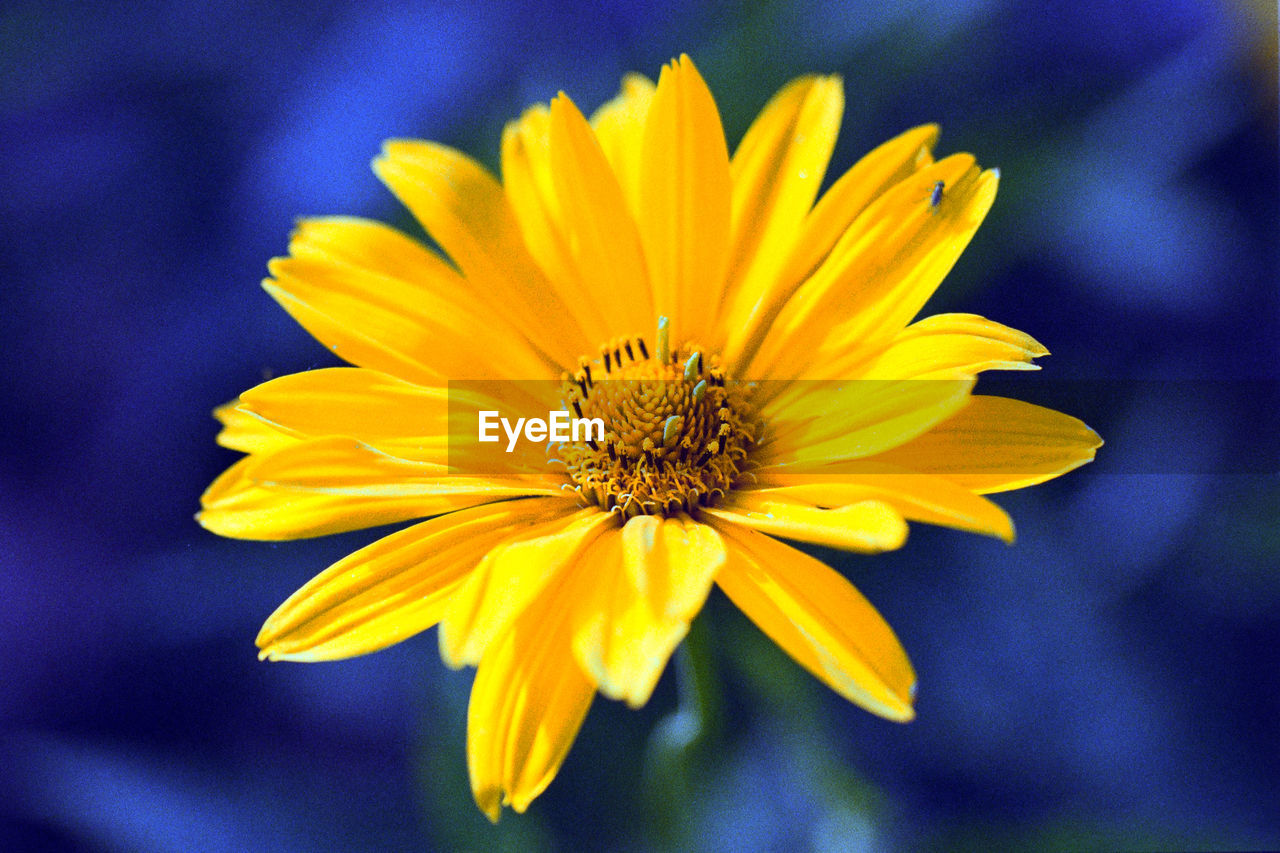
200,55,1100,820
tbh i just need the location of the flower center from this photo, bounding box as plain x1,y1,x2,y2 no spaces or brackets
553,317,757,518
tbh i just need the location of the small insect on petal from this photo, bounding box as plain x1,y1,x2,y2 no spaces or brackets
928,179,945,213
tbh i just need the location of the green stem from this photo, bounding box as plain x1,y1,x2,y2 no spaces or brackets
673,612,718,752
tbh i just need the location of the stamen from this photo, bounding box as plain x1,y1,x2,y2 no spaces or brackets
662,415,683,447
656,316,670,364
624,340,635,361
692,379,707,402
637,337,649,359
683,352,701,382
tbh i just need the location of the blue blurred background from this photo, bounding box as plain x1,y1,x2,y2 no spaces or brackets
2,1,1276,850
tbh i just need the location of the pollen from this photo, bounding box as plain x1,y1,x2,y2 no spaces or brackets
553,317,758,518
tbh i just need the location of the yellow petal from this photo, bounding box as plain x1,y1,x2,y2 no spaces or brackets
784,124,941,290
213,400,293,455
280,215,566,377
637,55,731,345
235,367,447,452
231,367,550,466
547,93,655,337
569,529,686,708
286,217,565,376
748,158,997,380
439,510,616,668
589,73,656,217
262,279,438,387
623,513,728,620
743,466,1015,542
570,515,725,707
872,395,1103,493
287,217,492,320
824,161,998,349
198,437,559,540
373,140,589,368
501,106,612,347
198,454,436,540
852,312,1048,379
758,378,975,469
468,568,596,821
723,123,940,368
710,520,916,721
256,498,570,661
721,76,843,344
703,497,908,553
267,251,558,382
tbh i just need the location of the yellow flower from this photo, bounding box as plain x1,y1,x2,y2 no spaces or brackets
200,55,1100,820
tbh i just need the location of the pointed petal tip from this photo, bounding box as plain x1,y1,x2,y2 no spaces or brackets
255,615,279,650
474,787,502,823
508,789,539,815
795,72,844,102
915,123,942,154
669,53,702,81
876,677,918,722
